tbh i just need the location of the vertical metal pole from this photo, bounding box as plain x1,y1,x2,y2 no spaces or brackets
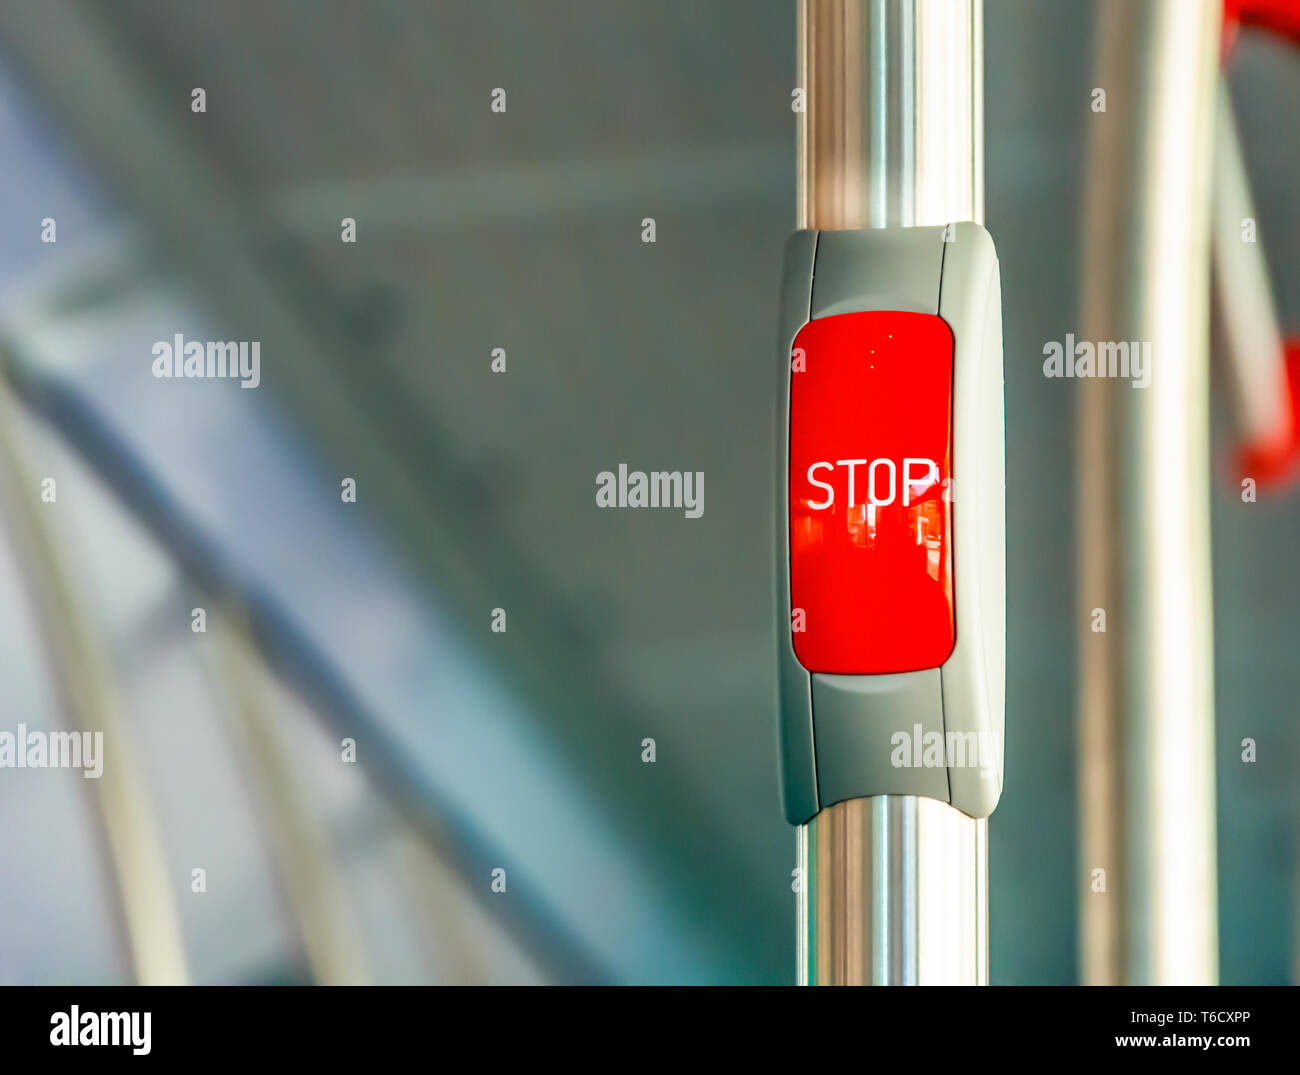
1078,0,1220,985
796,0,987,986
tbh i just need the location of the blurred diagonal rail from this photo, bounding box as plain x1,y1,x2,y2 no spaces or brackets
0,336,609,985
0,367,189,985
0,0,780,980
208,607,371,985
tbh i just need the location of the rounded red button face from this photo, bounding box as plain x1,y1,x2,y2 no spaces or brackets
788,310,954,674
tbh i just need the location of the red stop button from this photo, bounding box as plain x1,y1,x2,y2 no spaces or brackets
789,310,954,673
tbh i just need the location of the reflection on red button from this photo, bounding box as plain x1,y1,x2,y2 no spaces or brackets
789,310,954,673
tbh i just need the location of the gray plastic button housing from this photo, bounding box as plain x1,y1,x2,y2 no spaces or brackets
775,223,1005,825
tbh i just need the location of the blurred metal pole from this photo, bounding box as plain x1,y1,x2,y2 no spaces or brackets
1078,0,1220,985
0,328,610,985
0,361,189,986
1212,85,1291,454
209,607,370,985
796,0,988,985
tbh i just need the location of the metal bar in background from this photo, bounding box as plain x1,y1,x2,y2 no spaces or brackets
0,366,189,986
796,0,987,986
1211,84,1291,454
207,607,371,986
1078,0,1220,985
0,334,610,986
0,1,779,976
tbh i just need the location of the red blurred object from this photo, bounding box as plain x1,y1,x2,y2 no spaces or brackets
787,310,954,674
1223,0,1300,57
1235,338,1300,488
1220,1,1300,489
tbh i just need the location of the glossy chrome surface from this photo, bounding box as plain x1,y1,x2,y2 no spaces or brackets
801,797,986,984
798,0,983,231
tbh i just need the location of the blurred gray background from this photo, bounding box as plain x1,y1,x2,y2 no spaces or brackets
0,0,1295,984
